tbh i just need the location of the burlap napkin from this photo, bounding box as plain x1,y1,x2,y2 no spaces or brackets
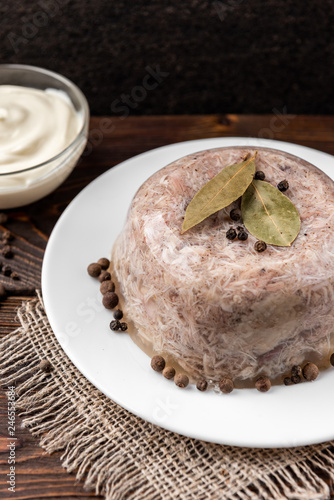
1,294,334,499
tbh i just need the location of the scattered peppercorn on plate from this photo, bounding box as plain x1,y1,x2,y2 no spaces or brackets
42,137,334,448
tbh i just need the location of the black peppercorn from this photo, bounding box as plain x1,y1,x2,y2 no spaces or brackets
254,171,265,181
196,379,208,392
87,263,101,278
226,228,237,240
254,240,267,252
109,320,121,331
230,209,241,221
283,377,293,386
237,230,248,241
120,322,128,331
151,355,165,372
291,374,301,384
291,365,302,378
277,179,289,192
113,309,123,320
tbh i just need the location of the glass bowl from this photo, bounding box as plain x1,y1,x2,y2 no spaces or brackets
0,64,89,209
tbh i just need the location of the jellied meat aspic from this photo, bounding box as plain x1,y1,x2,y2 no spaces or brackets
112,147,334,384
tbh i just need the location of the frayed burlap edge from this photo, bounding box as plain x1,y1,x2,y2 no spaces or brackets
1,293,334,500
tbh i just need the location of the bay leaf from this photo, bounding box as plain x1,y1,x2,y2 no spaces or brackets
241,180,300,246
181,152,257,233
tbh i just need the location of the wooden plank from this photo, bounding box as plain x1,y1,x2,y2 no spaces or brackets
1,115,334,499
0,297,22,337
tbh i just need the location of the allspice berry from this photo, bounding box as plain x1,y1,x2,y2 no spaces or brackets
330,353,334,367
97,257,110,270
39,359,52,372
255,376,271,392
151,355,165,373
303,362,319,381
163,366,176,380
175,373,189,388
196,379,208,392
219,378,234,394
87,263,101,278
98,271,111,283
100,281,115,294
102,292,119,309
254,240,267,253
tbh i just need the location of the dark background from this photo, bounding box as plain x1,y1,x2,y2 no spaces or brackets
1,0,334,116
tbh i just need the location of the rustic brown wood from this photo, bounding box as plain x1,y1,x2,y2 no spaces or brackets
1,115,334,499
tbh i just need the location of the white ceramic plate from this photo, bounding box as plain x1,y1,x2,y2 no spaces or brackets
42,137,334,448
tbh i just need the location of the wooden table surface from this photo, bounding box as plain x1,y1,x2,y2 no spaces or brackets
1,115,334,499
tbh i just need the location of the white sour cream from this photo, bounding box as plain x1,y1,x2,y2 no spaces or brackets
0,84,87,209
0,85,81,173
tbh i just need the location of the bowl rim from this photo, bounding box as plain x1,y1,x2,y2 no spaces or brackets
0,63,90,176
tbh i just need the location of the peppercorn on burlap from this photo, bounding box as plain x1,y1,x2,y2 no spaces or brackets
1,294,334,500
